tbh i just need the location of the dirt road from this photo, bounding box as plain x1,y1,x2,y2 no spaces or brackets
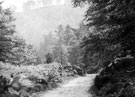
36,74,96,97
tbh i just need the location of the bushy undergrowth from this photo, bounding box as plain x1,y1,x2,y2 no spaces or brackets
0,62,63,97
90,56,135,97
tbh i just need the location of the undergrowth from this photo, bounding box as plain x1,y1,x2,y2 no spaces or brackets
0,62,65,97
90,57,135,97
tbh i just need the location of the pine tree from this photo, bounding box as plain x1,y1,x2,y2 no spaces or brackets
0,3,22,62
73,0,135,67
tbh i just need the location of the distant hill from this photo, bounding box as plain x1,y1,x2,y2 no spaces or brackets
14,5,86,46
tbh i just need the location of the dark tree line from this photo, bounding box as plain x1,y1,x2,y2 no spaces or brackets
73,0,135,69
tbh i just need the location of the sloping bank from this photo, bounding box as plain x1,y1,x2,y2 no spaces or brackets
0,62,64,97
90,56,135,97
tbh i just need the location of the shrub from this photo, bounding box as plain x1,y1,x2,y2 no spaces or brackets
94,75,110,90
90,57,135,97
0,62,63,97
0,75,10,94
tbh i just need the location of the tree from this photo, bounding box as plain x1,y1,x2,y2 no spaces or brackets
45,53,53,64
73,0,135,68
0,3,24,63
63,24,85,66
10,39,41,65
53,25,68,66
22,44,40,65
38,32,55,63
8,37,26,64
53,24,89,70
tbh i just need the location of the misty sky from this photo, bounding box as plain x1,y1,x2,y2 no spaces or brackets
1,0,87,47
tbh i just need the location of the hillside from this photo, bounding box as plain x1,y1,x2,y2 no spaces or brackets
14,5,86,45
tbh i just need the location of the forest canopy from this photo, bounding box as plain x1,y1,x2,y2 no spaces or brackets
72,0,135,68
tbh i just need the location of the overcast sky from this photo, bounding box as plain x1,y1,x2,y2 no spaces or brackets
1,0,87,47
1,0,71,12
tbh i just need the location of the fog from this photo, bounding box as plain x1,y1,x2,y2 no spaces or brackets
1,0,87,47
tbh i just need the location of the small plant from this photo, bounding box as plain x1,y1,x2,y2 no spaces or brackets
45,53,53,64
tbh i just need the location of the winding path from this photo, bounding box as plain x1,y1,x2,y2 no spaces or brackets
36,74,96,97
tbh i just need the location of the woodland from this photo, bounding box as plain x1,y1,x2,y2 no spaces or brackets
0,0,135,97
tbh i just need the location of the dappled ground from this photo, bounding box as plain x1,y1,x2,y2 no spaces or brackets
35,74,96,97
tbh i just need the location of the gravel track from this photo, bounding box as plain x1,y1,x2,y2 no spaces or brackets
37,74,96,97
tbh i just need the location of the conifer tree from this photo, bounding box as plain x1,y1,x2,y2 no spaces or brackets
73,0,135,67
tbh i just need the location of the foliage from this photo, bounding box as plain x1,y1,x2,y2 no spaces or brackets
11,43,41,65
22,44,41,65
53,25,68,66
0,2,22,63
0,62,63,97
73,0,135,72
0,3,40,65
38,24,86,73
9,37,26,65
38,32,56,63
0,75,10,94
45,53,53,64
63,24,85,66
90,57,135,97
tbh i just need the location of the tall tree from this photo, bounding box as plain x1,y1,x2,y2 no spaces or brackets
73,0,135,68
53,25,68,66
0,3,24,63
63,24,85,66
38,32,55,63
